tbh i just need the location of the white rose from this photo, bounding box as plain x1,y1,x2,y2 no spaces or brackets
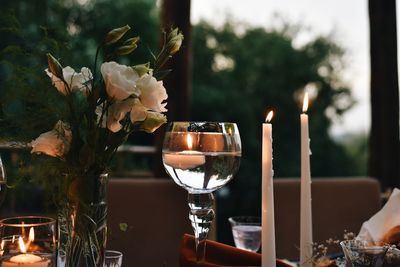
129,99,166,133
45,66,92,95
130,98,148,123
106,99,135,132
136,74,168,112
31,121,72,158
101,62,140,100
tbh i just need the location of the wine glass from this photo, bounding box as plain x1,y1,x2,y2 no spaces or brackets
162,122,241,264
0,153,7,206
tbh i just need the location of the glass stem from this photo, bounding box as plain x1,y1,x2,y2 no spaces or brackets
188,192,215,264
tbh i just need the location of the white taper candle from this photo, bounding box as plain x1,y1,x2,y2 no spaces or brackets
300,92,313,267
262,111,276,267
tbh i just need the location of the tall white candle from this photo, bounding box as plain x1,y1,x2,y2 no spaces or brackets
300,92,313,267
262,111,276,267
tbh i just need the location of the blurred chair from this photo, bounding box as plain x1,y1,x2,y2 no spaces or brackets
274,177,381,260
107,178,216,267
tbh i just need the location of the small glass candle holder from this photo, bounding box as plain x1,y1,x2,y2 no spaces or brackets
0,216,56,267
340,239,389,267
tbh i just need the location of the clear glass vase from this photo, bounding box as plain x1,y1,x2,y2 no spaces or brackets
57,173,108,267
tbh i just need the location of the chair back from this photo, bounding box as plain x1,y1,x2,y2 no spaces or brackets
274,177,382,259
107,178,192,267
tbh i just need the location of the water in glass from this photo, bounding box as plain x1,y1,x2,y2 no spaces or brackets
232,225,262,252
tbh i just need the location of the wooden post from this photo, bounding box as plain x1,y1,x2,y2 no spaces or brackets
368,0,400,188
154,0,192,177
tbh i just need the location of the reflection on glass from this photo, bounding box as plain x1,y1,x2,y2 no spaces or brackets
162,122,241,265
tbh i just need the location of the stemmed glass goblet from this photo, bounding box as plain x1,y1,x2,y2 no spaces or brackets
0,153,7,206
162,122,241,264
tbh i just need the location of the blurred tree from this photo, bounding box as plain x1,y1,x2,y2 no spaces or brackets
191,21,356,243
1,0,363,243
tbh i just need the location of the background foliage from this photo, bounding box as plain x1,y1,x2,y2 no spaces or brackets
0,0,367,244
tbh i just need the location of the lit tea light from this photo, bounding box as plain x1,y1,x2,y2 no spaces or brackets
163,133,206,170
3,229,49,267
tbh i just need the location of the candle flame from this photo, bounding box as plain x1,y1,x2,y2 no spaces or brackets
29,227,34,242
302,92,309,113
18,237,26,253
12,235,15,243
187,134,193,150
1,240,4,250
266,111,274,123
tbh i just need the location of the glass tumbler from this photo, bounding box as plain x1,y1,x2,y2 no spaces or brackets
104,250,123,267
228,216,261,252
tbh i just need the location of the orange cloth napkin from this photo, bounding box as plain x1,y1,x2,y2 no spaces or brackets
180,234,294,267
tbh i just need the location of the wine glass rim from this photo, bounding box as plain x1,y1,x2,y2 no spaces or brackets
0,216,56,227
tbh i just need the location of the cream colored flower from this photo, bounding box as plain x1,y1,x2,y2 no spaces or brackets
141,111,167,133
130,98,148,123
106,99,135,132
45,66,92,95
136,74,168,112
101,62,140,100
129,98,166,132
31,121,72,158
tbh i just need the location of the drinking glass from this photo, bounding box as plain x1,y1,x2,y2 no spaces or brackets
105,250,123,267
228,216,261,252
340,240,389,267
0,216,56,266
162,122,241,264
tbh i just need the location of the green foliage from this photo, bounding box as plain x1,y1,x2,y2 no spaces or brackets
0,0,180,193
191,21,361,243
192,21,356,180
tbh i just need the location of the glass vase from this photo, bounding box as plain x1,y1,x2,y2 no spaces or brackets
57,173,108,267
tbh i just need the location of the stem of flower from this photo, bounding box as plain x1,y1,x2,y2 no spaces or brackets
92,44,104,87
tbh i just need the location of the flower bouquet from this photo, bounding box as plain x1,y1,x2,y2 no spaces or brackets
5,25,182,266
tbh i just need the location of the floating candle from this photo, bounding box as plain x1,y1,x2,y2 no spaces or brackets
163,134,206,169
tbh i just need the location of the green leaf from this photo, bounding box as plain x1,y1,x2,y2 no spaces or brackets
132,62,151,77
119,223,128,232
47,53,63,79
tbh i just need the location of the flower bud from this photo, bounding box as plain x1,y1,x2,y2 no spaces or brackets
141,112,167,133
166,28,184,55
124,36,140,46
115,44,138,55
46,53,63,79
132,63,151,77
105,25,131,45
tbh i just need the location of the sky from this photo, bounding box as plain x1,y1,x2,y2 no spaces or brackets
191,0,371,136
